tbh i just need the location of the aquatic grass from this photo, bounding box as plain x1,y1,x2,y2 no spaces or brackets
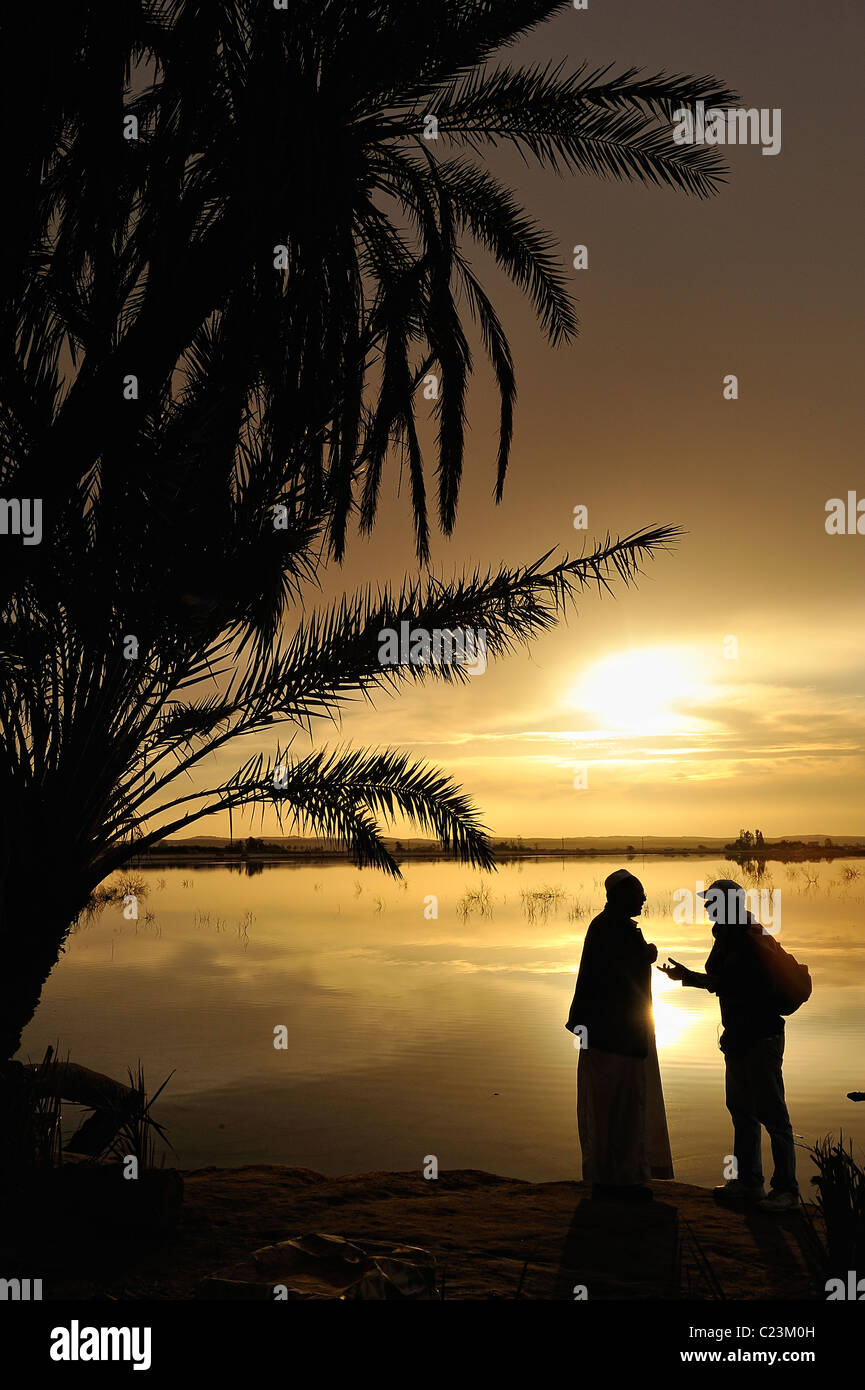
77,873,149,925
102,1063,176,1171
520,885,566,924
647,890,675,916
457,882,495,921
196,912,228,932
2,1050,173,1176
808,1134,865,1280
25,1045,64,1168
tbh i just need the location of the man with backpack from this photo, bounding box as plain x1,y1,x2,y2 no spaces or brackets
660,878,809,1213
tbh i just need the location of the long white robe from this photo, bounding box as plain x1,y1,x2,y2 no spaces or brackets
577,1027,674,1184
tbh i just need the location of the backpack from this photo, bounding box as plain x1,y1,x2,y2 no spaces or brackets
750,929,812,1014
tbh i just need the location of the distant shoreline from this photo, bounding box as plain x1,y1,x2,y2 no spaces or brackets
131,839,865,867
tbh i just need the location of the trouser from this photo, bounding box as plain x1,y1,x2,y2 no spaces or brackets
723,1033,797,1193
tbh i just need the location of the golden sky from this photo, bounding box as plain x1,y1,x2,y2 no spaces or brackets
176,0,865,841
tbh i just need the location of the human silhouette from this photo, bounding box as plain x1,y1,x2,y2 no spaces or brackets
660,878,799,1212
565,869,673,1202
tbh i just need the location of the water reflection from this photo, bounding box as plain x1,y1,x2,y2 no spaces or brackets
22,856,865,1187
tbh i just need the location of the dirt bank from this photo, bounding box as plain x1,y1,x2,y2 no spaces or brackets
7,1166,825,1300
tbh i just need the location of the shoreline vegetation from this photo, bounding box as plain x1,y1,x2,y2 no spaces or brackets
134,834,865,867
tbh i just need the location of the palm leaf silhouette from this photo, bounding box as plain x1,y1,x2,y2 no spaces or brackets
0,1,716,1057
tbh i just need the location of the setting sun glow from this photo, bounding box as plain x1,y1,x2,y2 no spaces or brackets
651,976,698,1049
568,647,706,735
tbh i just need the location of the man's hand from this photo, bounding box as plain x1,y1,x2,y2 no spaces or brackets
658,957,689,983
645,942,658,963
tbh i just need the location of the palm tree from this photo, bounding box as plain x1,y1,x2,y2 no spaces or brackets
0,1,734,1061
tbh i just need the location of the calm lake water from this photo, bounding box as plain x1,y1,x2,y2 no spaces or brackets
20,856,865,1189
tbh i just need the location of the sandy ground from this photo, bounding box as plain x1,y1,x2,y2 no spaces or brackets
8,1166,826,1300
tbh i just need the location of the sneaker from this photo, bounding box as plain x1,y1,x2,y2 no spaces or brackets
712,1180,766,1205
756,1190,800,1213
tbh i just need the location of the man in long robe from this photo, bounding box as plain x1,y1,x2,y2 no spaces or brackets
565,869,674,1201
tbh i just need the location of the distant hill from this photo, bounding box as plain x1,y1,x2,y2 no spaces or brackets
155,833,865,852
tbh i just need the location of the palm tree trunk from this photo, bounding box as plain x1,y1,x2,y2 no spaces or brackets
0,924,68,1061
0,863,91,1062
0,916,70,1179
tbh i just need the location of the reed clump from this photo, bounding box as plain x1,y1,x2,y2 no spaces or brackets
808,1134,865,1280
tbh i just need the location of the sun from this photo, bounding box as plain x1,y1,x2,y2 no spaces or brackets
651,979,697,1048
568,646,703,735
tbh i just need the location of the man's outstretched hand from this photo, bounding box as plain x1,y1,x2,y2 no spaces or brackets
658,957,689,982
